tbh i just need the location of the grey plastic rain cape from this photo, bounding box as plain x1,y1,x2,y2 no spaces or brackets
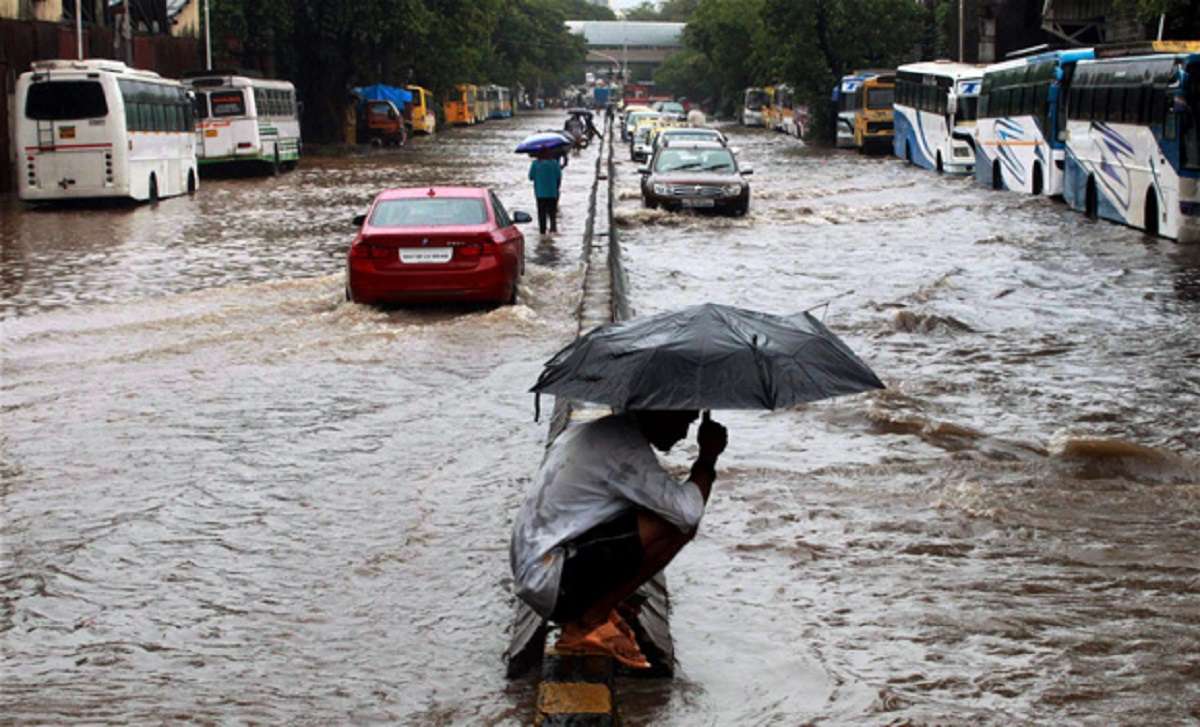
531,302,884,416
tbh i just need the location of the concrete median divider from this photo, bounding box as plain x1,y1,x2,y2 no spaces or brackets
505,117,674,726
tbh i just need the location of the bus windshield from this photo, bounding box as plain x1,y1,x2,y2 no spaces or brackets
25,81,108,120
745,90,768,109
867,88,894,109
210,90,245,117
370,198,488,226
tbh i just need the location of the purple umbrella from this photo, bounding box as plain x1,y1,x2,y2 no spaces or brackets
515,131,572,154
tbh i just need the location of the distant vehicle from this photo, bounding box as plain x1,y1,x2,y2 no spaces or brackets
639,141,752,216
654,127,728,154
622,109,658,142
742,87,769,126
363,100,407,146
346,186,532,305
485,85,513,119
406,85,437,134
893,61,983,174
973,49,1093,196
1062,45,1200,241
772,84,795,133
630,116,664,162
853,74,895,152
594,85,611,108
187,72,301,174
17,59,198,202
474,89,490,124
653,100,686,119
445,84,477,125
833,73,871,148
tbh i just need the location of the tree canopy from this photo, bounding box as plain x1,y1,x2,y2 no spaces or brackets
209,0,590,141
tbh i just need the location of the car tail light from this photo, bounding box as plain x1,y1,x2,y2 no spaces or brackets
456,243,483,258
351,238,397,260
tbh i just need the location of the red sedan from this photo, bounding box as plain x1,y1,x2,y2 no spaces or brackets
346,186,531,305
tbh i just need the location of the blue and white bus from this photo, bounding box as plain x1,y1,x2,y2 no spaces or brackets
974,48,1094,196
893,61,983,174
834,73,868,148
1063,45,1200,241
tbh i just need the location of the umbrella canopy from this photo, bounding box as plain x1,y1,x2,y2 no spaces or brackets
515,131,572,154
531,303,884,412
566,108,594,117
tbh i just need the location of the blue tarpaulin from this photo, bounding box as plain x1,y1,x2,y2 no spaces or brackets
353,84,413,106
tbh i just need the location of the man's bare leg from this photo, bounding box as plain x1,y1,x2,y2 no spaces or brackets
565,509,692,633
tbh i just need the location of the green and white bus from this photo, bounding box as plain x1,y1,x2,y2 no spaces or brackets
186,73,301,174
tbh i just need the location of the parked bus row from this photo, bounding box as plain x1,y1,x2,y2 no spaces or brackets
893,42,1199,242
741,85,807,138
16,59,300,202
444,84,515,126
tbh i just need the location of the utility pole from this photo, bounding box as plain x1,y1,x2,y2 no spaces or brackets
958,0,965,62
76,0,84,60
205,0,212,70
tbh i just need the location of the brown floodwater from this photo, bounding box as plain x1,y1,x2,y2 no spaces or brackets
2,113,1199,725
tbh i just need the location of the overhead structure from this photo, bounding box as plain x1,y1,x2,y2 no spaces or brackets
1040,0,1141,45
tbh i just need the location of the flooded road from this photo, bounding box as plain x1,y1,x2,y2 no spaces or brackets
3,113,1199,725
612,128,1200,724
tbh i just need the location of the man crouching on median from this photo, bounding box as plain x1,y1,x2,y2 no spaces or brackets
510,410,728,668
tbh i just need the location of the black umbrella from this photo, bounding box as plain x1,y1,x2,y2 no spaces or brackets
531,303,884,415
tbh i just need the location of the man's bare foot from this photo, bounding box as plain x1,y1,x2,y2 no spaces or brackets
608,609,637,643
555,621,650,669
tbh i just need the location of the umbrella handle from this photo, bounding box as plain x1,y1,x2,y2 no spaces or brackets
702,410,711,423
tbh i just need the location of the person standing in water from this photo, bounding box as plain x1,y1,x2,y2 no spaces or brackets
528,151,563,235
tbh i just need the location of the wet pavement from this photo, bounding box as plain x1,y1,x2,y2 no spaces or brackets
3,113,1199,724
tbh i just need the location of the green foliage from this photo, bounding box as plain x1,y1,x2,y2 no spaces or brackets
206,0,590,142
624,0,700,21
1110,0,1200,37
678,0,774,116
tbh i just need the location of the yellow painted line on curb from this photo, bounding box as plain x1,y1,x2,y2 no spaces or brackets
538,682,612,714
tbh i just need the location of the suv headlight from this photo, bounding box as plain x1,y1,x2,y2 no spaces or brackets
723,183,743,196
653,183,669,195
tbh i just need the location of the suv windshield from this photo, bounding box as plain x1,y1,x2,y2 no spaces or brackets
370,198,488,226
655,148,736,173
25,81,108,120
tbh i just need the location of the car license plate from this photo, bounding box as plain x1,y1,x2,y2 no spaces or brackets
399,248,453,264
681,198,714,208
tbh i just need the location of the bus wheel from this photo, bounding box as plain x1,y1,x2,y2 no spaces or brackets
992,160,1002,190
936,151,944,174
1032,163,1043,196
1085,175,1098,219
187,169,197,195
1144,189,1159,238
148,174,159,204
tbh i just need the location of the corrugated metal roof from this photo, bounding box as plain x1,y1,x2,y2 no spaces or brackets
565,21,684,48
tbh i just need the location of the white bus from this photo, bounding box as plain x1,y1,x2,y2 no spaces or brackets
974,49,1094,196
742,87,769,127
893,61,983,174
185,73,301,174
1063,47,1200,241
16,59,198,202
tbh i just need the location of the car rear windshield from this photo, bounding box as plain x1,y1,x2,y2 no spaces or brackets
25,81,108,120
370,198,488,227
868,88,894,109
655,148,735,173
210,90,245,117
